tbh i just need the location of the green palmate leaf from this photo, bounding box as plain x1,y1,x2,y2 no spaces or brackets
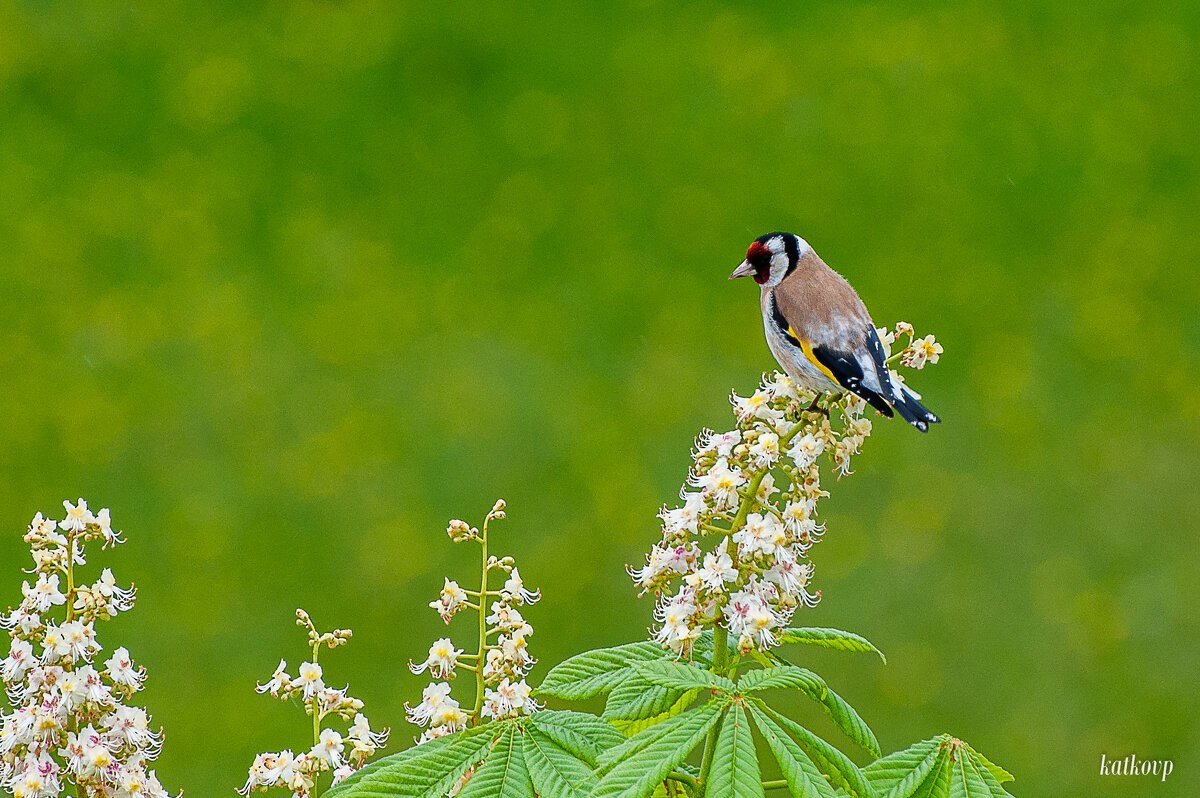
865,736,1016,798
539,642,668,700
815,684,881,758
592,701,725,798
970,748,1015,785
603,676,691,722
326,725,496,798
746,703,837,798
527,710,625,767
694,629,717,664
598,700,705,771
634,660,736,692
863,737,939,791
780,628,887,663
910,750,952,798
740,665,879,757
523,728,597,798
738,665,827,694
457,726,532,798
957,740,1017,798
758,703,875,798
868,742,940,798
704,702,764,798
949,756,992,798
609,686,700,736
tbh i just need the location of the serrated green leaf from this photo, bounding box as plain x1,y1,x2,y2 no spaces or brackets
634,660,736,692
970,758,1011,798
968,746,1014,786
909,749,951,798
780,628,886,663
611,687,701,736
523,729,596,798
603,676,690,722
593,702,724,798
527,710,624,766
539,642,669,700
325,725,496,798
879,746,939,798
695,629,717,664
458,727,533,798
741,666,879,757
739,665,827,694
949,755,992,798
702,702,763,798
866,737,1016,798
816,684,881,758
598,702,708,771
757,702,875,798
747,703,837,798
863,737,941,798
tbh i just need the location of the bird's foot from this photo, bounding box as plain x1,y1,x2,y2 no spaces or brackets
803,396,831,417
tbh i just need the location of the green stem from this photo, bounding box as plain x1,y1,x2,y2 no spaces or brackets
64,531,76,622
470,520,490,724
713,626,729,676
698,724,719,790
700,417,817,791
762,779,788,790
665,771,699,788
885,334,913,366
312,641,321,746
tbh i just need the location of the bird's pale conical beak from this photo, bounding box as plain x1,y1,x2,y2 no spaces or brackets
729,260,754,280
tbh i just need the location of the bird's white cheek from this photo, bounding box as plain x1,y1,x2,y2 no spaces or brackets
764,257,789,287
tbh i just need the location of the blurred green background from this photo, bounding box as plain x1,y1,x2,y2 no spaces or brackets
2,0,1198,794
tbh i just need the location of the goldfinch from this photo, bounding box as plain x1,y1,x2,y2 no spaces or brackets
730,232,940,432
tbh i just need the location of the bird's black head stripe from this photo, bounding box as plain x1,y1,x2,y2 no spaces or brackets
781,234,800,277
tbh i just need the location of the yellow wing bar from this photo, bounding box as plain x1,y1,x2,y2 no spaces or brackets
793,329,838,382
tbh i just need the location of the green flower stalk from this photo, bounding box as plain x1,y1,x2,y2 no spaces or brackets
405,500,542,744
632,321,943,662
239,611,390,796
0,501,173,798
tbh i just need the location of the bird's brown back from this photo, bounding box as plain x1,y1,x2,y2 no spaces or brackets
771,250,873,351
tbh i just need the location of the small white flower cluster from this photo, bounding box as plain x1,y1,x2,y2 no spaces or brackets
406,500,542,744
633,323,942,656
886,322,943,370
1,500,172,798
239,609,389,796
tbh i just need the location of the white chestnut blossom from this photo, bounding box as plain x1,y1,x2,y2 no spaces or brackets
480,678,541,721
407,500,542,746
0,502,172,798
429,579,469,624
904,334,943,369
239,610,389,796
637,322,944,655
500,568,540,606
409,639,463,679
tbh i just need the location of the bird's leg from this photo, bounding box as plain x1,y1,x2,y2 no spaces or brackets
803,394,831,417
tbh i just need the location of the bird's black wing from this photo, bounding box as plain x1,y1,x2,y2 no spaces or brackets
807,341,894,417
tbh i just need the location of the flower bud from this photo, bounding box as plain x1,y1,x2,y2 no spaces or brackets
446,519,476,542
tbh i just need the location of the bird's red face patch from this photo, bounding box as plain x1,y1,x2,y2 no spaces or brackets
746,241,770,261
746,240,772,284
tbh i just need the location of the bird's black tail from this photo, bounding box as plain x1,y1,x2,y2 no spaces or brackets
892,383,941,433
